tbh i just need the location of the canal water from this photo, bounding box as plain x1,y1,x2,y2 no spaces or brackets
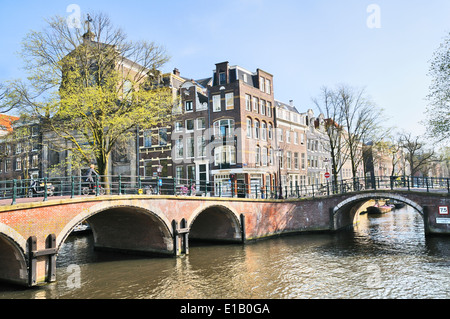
0,205,449,299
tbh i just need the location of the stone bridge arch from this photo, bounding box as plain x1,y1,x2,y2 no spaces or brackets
57,202,174,256
332,192,424,231
188,204,243,243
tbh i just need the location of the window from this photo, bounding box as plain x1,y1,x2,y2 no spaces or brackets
253,97,259,112
159,128,168,146
15,143,22,154
31,126,39,137
260,100,266,115
278,128,283,142
265,79,271,94
245,94,252,111
246,118,252,138
243,73,248,83
5,159,10,172
262,147,268,166
214,119,235,137
268,124,273,140
175,138,184,159
301,153,306,169
269,148,274,165
197,136,206,158
254,120,260,139
255,146,261,166
123,80,132,99
225,92,234,110
186,137,195,158
186,119,194,132
219,72,226,84
294,153,299,170
32,155,39,168
279,151,284,169
261,122,267,141
260,77,265,92
213,95,221,112
185,101,193,112
176,166,184,184
197,118,206,130
286,131,291,144
187,165,195,181
301,133,304,144
15,158,21,171
287,151,291,169
144,130,152,147
294,132,298,145
214,146,236,165
174,121,183,132
267,102,272,117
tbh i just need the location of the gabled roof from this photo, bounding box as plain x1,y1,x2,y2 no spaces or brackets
0,114,20,133
275,100,300,114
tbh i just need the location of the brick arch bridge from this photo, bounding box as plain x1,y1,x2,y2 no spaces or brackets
0,190,448,287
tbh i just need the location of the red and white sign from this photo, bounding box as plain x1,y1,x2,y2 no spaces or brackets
325,172,331,179
439,206,449,215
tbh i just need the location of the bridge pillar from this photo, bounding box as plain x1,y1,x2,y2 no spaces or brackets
172,219,189,257
27,234,57,287
423,205,450,236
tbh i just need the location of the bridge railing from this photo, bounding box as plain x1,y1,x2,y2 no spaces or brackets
0,175,448,205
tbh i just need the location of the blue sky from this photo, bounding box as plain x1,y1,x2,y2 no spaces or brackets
1,0,450,137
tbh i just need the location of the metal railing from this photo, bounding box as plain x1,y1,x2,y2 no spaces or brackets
0,175,448,206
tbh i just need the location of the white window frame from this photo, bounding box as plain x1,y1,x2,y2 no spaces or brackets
225,92,234,110
213,95,221,112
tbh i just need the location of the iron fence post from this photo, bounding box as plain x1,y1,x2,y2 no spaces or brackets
12,179,17,205
43,177,48,202
71,176,75,198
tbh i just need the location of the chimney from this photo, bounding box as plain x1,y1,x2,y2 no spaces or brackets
290,100,294,107
173,68,180,76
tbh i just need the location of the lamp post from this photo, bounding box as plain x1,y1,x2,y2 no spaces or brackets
277,148,283,199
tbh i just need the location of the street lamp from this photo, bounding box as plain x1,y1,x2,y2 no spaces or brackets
277,148,283,199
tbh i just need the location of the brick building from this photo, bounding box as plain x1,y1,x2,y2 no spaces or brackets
274,100,308,194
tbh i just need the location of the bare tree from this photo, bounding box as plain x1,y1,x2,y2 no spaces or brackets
336,85,386,178
399,132,435,176
313,86,348,190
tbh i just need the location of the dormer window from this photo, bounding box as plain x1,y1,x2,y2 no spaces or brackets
219,72,226,85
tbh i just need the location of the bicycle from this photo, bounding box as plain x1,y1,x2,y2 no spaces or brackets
82,183,105,196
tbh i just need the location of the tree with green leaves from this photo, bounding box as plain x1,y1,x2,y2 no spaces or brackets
0,82,22,114
427,32,450,143
14,13,174,183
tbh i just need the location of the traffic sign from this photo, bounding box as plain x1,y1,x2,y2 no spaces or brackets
325,172,331,179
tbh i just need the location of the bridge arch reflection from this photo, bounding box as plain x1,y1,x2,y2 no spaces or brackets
333,192,424,231
58,203,174,257
189,205,243,243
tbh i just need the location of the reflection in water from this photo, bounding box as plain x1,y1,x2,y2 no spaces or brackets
0,205,449,299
